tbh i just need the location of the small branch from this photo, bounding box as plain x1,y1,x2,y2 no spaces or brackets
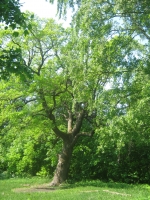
24,98,37,104
115,11,148,16
31,109,47,118
27,47,35,67
78,130,95,137
12,39,22,48
136,25,150,40
71,130,94,147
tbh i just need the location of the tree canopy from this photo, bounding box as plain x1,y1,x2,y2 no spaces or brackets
0,0,150,185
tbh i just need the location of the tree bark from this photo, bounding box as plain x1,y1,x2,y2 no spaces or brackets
50,138,73,186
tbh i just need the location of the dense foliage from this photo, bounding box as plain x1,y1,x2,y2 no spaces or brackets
0,0,24,27
0,0,150,184
0,1,33,79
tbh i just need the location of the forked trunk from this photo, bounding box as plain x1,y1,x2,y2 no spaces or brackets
50,140,73,186
49,110,85,186
40,85,86,186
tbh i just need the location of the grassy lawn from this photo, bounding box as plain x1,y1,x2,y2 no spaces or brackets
0,177,150,200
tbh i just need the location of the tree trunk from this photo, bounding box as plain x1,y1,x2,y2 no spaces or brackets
48,110,85,186
50,139,73,186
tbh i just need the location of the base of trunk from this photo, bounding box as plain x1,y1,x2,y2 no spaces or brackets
50,144,73,186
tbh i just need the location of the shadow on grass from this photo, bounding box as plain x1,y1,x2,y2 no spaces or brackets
13,180,133,192
58,180,137,190
1,175,149,195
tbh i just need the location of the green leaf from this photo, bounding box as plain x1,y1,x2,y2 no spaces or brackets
24,29,29,36
30,14,34,19
28,24,32,30
13,31,19,37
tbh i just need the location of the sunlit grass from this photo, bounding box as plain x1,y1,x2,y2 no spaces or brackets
0,177,150,200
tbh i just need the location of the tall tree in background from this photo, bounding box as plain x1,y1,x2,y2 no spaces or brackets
50,0,150,41
0,1,33,79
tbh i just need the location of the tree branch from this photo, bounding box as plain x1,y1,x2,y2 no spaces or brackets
78,130,95,137
72,110,85,136
38,88,67,140
67,110,73,133
71,130,95,147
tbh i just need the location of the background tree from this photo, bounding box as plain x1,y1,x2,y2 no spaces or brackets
0,1,33,79
1,0,149,79
0,0,25,28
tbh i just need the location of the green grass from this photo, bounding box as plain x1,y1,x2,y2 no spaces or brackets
0,177,150,200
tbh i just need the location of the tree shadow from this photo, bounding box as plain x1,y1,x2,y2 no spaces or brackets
58,179,139,190
12,179,150,194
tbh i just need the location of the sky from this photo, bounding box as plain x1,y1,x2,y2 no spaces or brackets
20,0,72,27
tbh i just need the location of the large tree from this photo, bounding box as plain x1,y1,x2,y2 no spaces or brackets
0,16,98,185
0,11,142,185
1,0,149,185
